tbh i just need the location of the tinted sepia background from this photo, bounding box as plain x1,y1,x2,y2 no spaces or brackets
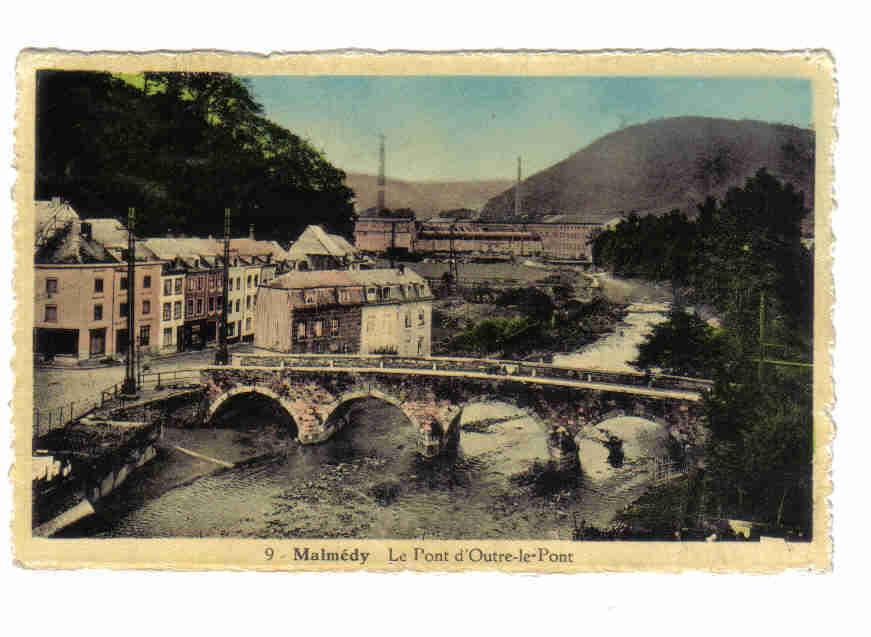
1,2,864,632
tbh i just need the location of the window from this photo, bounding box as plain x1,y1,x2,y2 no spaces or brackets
196,299,203,314
120,277,128,290
94,304,103,321
143,275,151,289
246,317,252,331
247,275,252,288
197,277,203,290
139,325,150,346
236,277,241,289
163,303,171,321
174,278,183,294
314,320,323,337
209,297,215,312
94,278,104,294
164,327,173,344
228,278,233,291
208,275,215,290
228,322,235,337
254,275,258,286
235,299,240,313
382,287,391,299
246,296,251,309
120,302,128,317
186,300,193,316
339,289,351,303
163,279,172,296
404,313,411,328
45,305,57,322
418,311,425,326
142,300,151,315
46,279,58,295
330,318,339,336
296,322,306,340
217,297,223,310
304,291,316,304
174,301,182,319
366,287,377,302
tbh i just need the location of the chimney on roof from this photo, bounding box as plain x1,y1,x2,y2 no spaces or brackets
249,224,255,240
52,196,61,207
80,222,92,241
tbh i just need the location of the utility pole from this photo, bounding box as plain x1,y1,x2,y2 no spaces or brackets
215,208,231,365
758,291,765,382
449,222,459,294
515,156,522,219
121,207,138,397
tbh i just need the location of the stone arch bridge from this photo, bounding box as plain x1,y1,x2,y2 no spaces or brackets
199,354,711,460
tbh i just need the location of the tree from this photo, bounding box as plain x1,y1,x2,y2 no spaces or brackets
631,309,725,378
35,71,356,241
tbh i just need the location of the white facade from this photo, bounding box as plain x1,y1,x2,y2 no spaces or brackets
158,273,186,352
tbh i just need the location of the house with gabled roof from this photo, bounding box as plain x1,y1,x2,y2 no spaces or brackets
287,225,367,272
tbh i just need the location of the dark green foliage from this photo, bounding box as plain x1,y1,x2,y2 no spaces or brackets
35,71,356,240
594,170,814,534
493,287,554,321
632,308,726,378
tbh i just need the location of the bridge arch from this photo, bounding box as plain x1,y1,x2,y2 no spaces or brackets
205,385,299,437
323,389,423,433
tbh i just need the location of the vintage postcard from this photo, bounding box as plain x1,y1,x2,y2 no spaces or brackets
12,50,834,572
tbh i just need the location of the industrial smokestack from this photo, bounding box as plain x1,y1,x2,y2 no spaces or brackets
376,134,386,216
515,156,522,218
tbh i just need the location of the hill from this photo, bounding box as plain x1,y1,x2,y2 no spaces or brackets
345,173,513,220
480,117,814,224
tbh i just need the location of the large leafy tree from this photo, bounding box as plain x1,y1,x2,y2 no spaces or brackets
35,70,356,241
592,170,814,533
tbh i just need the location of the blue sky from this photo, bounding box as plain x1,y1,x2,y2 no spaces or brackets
245,76,812,182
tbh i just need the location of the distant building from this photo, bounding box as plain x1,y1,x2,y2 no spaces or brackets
254,267,432,356
354,218,600,261
354,218,416,254
288,225,367,271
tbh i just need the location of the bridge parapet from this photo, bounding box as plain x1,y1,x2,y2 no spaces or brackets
230,353,713,396
201,361,708,462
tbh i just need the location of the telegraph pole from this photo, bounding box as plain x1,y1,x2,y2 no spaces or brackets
215,208,231,365
449,222,459,294
120,207,138,397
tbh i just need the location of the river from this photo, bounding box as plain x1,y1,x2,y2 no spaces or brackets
60,274,681,539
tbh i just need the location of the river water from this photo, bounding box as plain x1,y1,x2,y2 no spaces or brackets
64,274,680,539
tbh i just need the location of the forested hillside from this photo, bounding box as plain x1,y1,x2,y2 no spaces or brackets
481,117,814,224
35,71,356,240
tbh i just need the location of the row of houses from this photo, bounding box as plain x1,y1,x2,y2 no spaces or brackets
33,199,431,363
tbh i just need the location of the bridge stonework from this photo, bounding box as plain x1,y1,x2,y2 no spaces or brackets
199,366,706,460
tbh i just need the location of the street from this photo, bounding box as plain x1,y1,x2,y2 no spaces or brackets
32,345,255,413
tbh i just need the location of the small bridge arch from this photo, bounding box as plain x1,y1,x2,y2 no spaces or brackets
205,385,299,435
324,388,423,432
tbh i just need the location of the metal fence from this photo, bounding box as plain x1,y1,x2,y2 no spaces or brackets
33,369,203,440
